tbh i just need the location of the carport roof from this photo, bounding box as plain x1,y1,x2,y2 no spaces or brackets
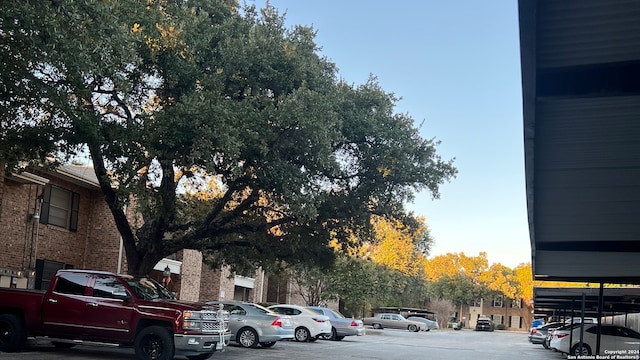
533,287,640,319
519,0,640,282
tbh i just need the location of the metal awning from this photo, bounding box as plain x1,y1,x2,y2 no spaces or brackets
534,287,640,319
519,0,640,283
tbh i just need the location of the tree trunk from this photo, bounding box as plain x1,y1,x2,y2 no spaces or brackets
127,252,164,277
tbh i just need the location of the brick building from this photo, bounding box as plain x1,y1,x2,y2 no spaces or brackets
0,164,278,304
457,296,533,330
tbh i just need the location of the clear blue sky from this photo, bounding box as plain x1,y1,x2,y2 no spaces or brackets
254,0,529,268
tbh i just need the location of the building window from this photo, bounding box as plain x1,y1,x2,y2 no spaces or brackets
40,185,79,231
473,298,482,307
492,295,503,307
35,259,73,290
511,299,522,308
493,315,503,325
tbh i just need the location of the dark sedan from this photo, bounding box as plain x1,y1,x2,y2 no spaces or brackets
475,317,495,332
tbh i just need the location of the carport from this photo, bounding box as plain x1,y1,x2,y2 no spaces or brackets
519,0,640,355
533,287,640,325
520,0,640,284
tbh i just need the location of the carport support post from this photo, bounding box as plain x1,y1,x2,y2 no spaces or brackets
569,301,575,351
596,283,604,355
579,293,585,353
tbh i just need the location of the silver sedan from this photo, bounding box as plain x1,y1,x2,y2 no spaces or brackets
207,301,294,348
306,306,365,340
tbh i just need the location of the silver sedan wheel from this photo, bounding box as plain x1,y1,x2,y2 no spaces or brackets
238,328,258,348
294,327,311,342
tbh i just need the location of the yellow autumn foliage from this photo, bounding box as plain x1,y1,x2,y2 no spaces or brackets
367,217,424,276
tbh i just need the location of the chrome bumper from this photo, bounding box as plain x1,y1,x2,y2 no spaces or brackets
173,333,232,355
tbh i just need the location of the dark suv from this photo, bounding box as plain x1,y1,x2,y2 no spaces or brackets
475,317,495,332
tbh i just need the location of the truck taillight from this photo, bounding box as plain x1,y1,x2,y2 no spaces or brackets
272,317,283,327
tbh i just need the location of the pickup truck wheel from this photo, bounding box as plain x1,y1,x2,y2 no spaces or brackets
134,326,174,360
372,323,382,329
237,327,258,348
0,314,26,352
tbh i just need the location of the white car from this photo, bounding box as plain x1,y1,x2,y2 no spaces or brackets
268,304,332,342
564,317,597,324
550,323,640,356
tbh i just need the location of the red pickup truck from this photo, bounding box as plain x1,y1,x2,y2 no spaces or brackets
0,269,230,360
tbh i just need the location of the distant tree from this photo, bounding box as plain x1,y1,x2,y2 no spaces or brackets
1,0,456,276
366,216,430,276
288,263,328,306
513,263,534,304
428,298,455,329
423,252,489,282
428,273,488,309
480,263,518,300
324,256,378,317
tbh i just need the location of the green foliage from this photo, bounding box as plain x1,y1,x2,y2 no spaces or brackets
495,324,506,330
427,273,489,306
1,0,456,276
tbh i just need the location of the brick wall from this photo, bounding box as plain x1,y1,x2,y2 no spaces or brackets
0,173,123,278
218,267,235,301
198,262,221,302
81,189,122,272
179,250,203,301
0,179,43,271
34,177,120,271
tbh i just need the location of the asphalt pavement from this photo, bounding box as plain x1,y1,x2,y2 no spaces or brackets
2,328,566,360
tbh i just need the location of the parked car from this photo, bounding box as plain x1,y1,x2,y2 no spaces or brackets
207,301,293,348
267,304,332,342
475,317,495,331
531,318,545,329
564,317,597,324
550,323,640,356
362,313,423,332
448,318,462,330
0,269,230,360
407,316,439,331
544,323,572,350
306,307,365,340
529,322,562,345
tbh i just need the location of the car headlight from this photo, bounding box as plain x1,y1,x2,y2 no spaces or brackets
183,310,203,330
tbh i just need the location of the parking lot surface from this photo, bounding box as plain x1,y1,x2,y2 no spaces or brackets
2,328,562,360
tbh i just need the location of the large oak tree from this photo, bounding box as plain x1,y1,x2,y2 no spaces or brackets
1,0,456,276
